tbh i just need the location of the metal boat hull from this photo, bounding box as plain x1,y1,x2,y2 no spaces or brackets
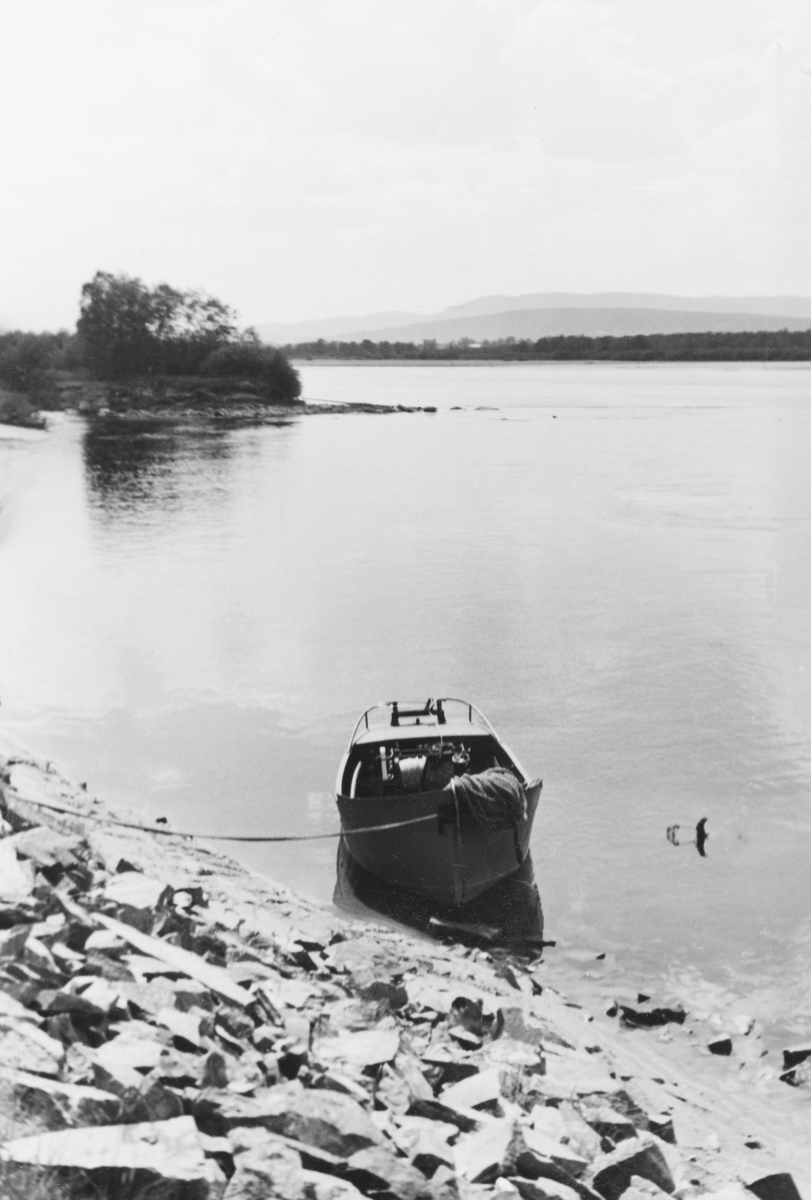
334,839,544,950
336,779,541,907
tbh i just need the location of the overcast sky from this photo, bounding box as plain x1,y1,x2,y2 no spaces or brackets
2,0,809,331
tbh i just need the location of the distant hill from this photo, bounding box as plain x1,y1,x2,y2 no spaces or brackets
329,307,811,345
255,311,422,344
433,292,811,321
257,292,811,346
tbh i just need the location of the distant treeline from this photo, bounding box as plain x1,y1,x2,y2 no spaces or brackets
0,271,301,403
283,329,811,362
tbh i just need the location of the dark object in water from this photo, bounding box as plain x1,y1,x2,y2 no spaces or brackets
335,698,542,907
334,836,544,952
620,1003,687,1029
666,817,708,857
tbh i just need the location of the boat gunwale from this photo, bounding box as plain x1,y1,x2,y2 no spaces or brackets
345,697,497,751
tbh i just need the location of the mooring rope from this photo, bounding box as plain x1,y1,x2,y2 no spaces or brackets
5,790,438,842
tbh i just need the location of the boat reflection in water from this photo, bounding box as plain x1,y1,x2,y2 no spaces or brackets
334,838,544,955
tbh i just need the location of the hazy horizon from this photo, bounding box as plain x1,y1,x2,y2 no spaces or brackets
254,291,811,345
2,1,809,332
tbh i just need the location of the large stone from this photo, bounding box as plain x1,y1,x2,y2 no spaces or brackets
574,1099,636,1146
317,1025,400,1066
84,929,128,954
83,951,137,982
407,1098,479,1132
589,1136,675,1200
497,1008,546,1047
454,1118,520,1182
345,1145,434,1199
441,1068,502,1111
780,1061,811,1088
509,1179,582,1200
158,1004,204,1047
225,1135,307,1200
0,924,31,959
377,1053,434,1113
302,1169,368,1200
24,934,64,979
5,826,83,868
0,983,35,1018
378,1063,418,1114
532,1056,619,1100
619,1176,673,1200
329,935,404,983
746,1175,804,1200
556,1103,602,1160
781,1045,811,1071
96,1032,168,1076
0,1114,209,1179
0,840,36,898
0,1065,121,1136
118,974,187,1012
0,1020,64,1076
521,1127,588,1177
391,1115,457,1174
104,871,172,910
361,980,409,1012
77,976,127,1013
397,1053,435,1101
36,987,106,1021
528,1107,567,1140
256,976,322,1011
208,1083,384,1156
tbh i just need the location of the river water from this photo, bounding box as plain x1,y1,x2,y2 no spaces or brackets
1,362,811,1039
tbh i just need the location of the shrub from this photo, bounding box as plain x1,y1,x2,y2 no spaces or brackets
199,340,301,402
0,388,45,429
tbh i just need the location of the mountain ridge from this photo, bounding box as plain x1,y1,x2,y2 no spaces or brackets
271,305,811,346
256,292,811,345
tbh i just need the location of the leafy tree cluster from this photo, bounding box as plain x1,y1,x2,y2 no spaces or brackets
0,330,81,393
77,272,240,377
199,339,301,399
283,329,811,362
76,272,300,399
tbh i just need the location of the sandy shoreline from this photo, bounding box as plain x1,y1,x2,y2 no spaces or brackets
1,742,810,1197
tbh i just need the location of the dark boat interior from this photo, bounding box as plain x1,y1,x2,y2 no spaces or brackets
339,732,521,799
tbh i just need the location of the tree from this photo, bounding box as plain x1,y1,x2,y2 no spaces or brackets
199,333,302,401
77,273,157,377
76,271,240,378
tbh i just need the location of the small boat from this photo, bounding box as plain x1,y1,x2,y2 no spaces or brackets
335,698,542,907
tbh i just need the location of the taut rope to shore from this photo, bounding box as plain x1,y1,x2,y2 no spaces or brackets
4,788,437,843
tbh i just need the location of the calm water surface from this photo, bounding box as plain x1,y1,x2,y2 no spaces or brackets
2,362,811,1037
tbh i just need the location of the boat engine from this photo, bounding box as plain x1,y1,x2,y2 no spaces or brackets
378,742,471,793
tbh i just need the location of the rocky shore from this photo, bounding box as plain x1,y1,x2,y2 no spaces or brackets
17,375,438,424
1,751,810,1200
